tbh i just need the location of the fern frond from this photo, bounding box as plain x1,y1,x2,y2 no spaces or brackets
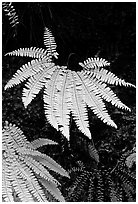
30,138,58,149
88,67,135,88
22,64,56,107
88,143,99,163
44,27,59,59
91,77,131,111
125,152,136,169
96,170,104,201
23,156,58,184
2,122,68,202
87,176,95,201
79,57,110,69
123,182,135,202
2,2,19,28
16,158,48,201
2,159,14,202
39,178,65,202
71,71,91,138
10,163,34,202
78,71,117,128
2,122,30,149
80,58,135,88
54,69,72,139
44,68,64,131
67,172,89,201
106,170,121,202
5,59,53,90
18,147,69,178
5,47,49,59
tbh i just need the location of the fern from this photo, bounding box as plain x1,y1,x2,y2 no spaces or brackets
5,27,135,141
66,153,136,202
2,2,19,28
44,27,59,59
2,121,69,202
125,148,136,169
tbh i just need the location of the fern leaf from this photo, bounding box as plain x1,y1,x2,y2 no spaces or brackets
35,154,70,178
87,176,95,201
88,143,99,163
54,69,72,139
79,58,135,88
23,156,58,184
22,63,56,107
88,68,135,88
106,171,120,202
3,122,30,150
96,170,104,201
18,160,48,201
125,152,136,168
30,138,58,149
39,178,65,202
44,68,63,131
5,47,49,59
79,57,110,69
71,71,91,139
19,148,69,178
2,2,19,28
91,77,131,111
44,27,59,59
78,71,117,128
10,163,34,202
4,59,53,90
2,159,14,202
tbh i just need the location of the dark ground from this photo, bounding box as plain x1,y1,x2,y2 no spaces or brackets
2,2,136,202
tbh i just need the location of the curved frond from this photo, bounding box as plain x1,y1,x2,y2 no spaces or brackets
78,71,117,128
5,59,53,90
89,76,131,111
39,178,65,202
5,47,49,59
30,138,58,149
23,156,58,184
79,57,110,69
44,27,59,59
71,71,91,139
86,68,135,88
18,147,69,178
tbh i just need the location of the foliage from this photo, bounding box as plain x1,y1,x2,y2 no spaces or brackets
3,3,136,202
2,121,69,202
65,152,136,202
2,2,19,28
5,27,135,141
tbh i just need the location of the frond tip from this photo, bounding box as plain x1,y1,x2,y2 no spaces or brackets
2,121,69,202
44,27,59,59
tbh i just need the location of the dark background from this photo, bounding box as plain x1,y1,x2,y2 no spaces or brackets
2,2,136,201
